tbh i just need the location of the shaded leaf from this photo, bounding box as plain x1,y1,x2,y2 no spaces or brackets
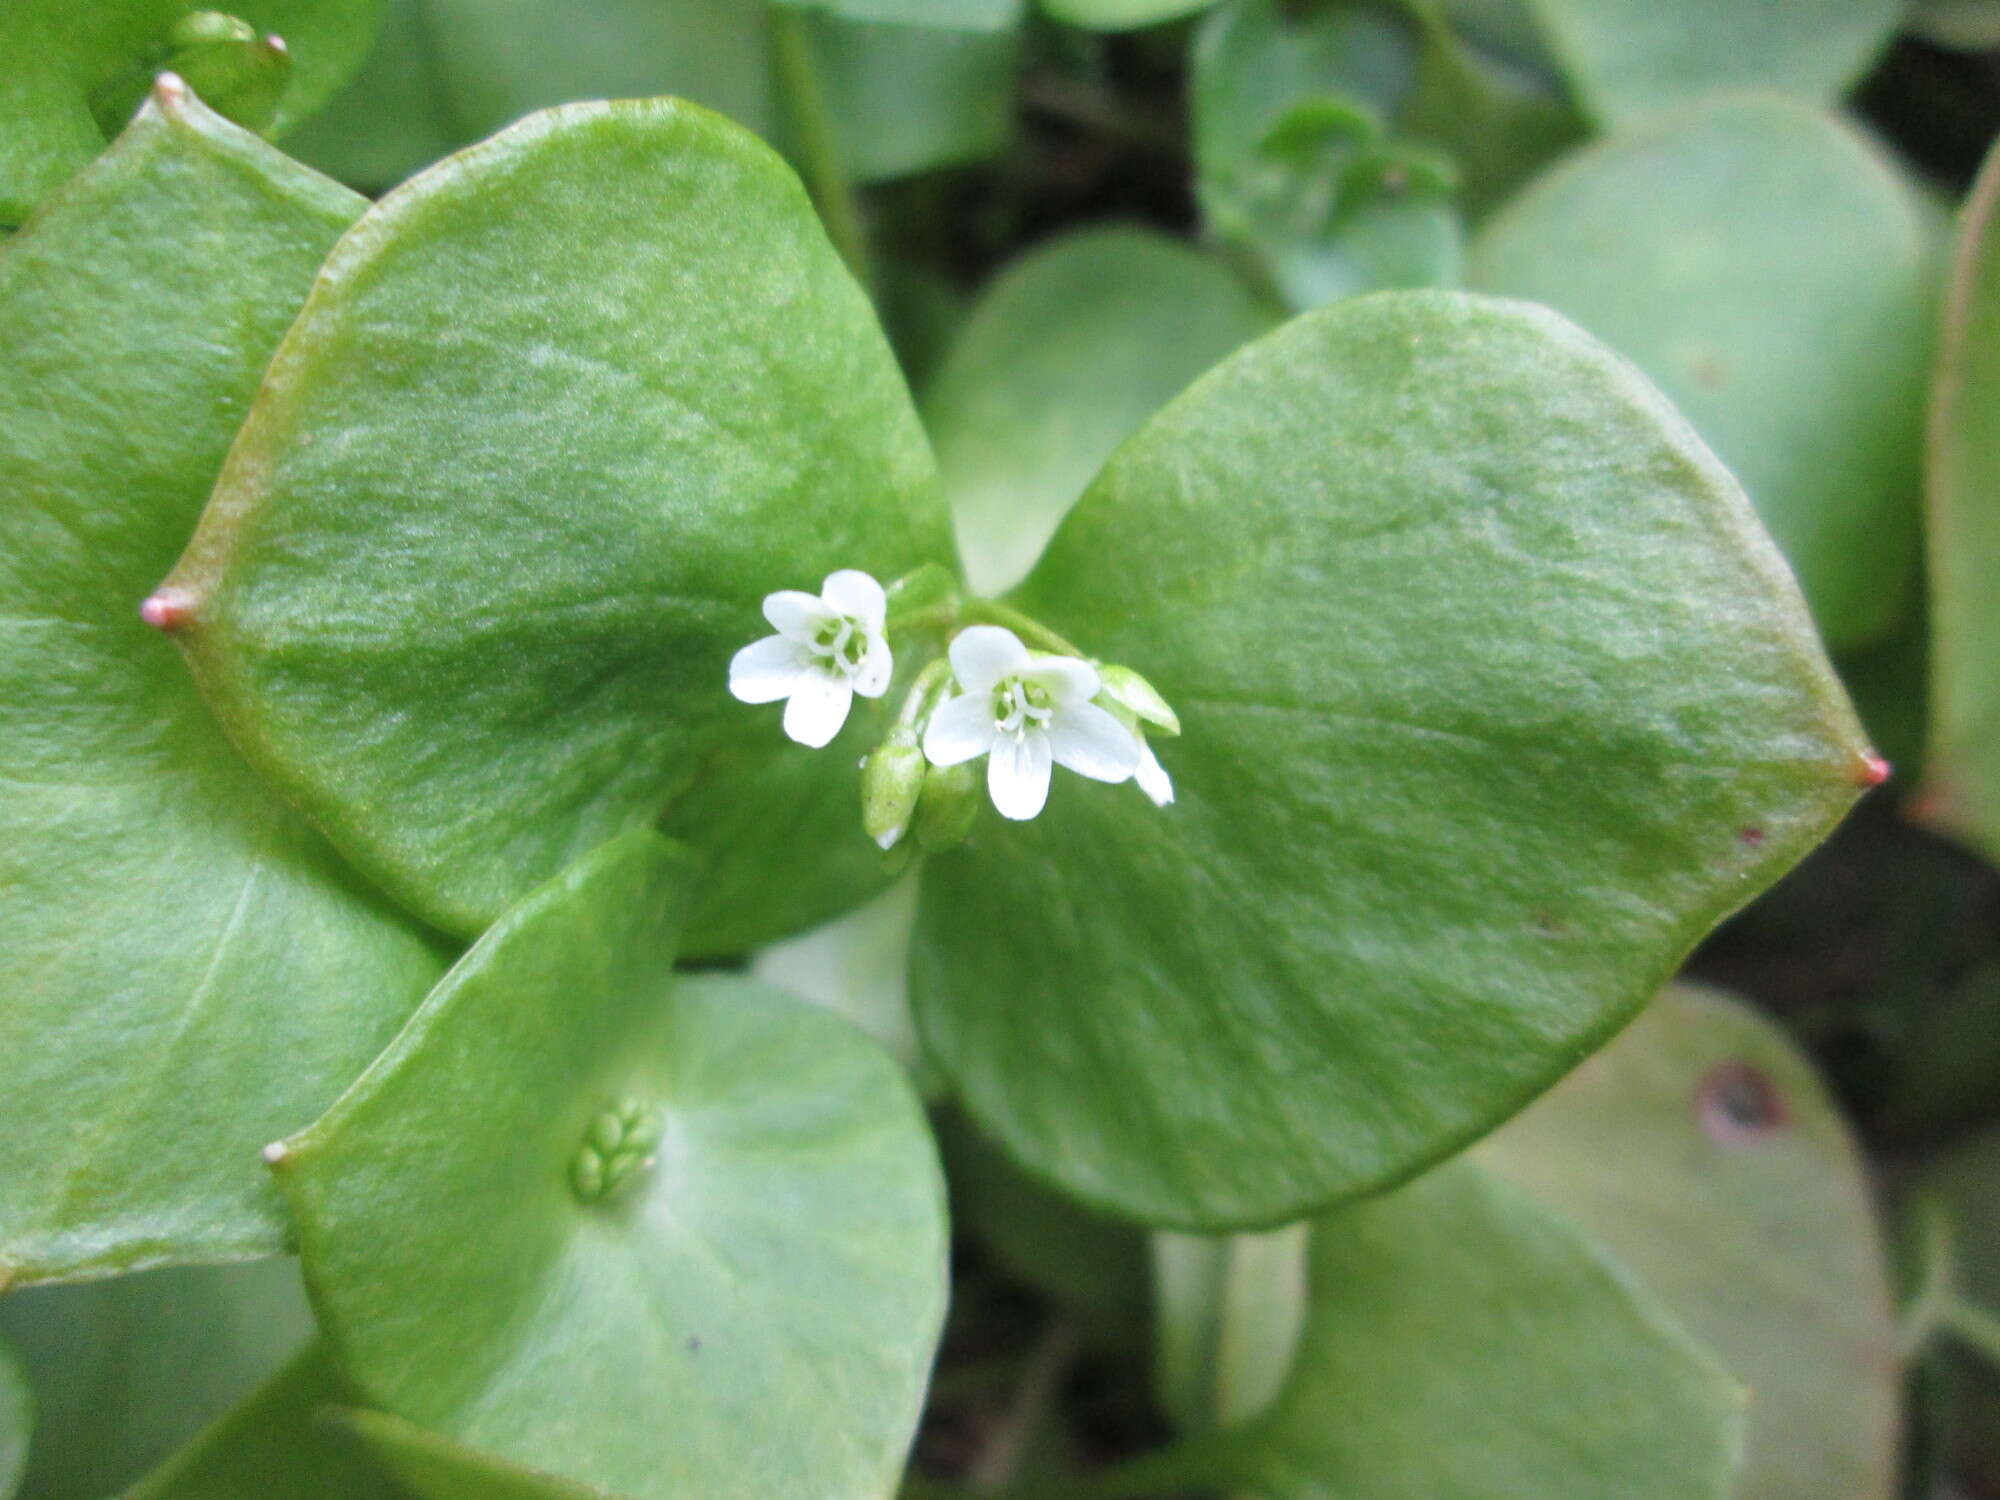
1919,136,2000,864
276,833,949,1500
126,1348,403,1500
167,99,952,952
1519,0,1899,126
0,0,383,223
0,1260,312,1500
774,0,1019,28
0,83,448,1285
0,1341,24,1500
1472,96,1935,649
924,225,1270,594
912,290,1875,1229
1478,985,1902,1500
1040,0,1224,29
815,15,1018,183
1210,1163,1745,1500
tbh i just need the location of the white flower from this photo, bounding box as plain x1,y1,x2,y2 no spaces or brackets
1134,738,1174,807
729,570,893,748
922,626,1141,820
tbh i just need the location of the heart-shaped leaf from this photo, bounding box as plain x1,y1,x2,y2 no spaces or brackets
0,1259,313,1500
1472,97,1934,650
1195,1163,1744,1499
166,99,953,952
0,0,384,223
911,289,1876,1229
1478,985,1902,1500
1518,0,1900,126
275,831,950,1500
923,226,1271,594
127,1348,402,1500
1919,137,2000,865
0,83,448,1285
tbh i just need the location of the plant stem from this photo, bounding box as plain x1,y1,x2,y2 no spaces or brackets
969,1318,1080,1491
1943,1294,2000,1369
768,5,871,288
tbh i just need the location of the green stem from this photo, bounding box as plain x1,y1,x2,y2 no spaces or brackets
768,5,871,287
960,598,1090,660
1943,1294,2000,1369
895,658,955,732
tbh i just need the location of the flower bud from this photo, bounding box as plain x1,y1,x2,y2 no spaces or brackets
861,728,927,851
1096,663,1180,736
914,761,980,853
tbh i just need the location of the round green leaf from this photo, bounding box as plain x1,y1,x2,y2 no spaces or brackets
0,0,384,224
276,832,950,1500
1478,985,1902,1500
775,0,1019,28
1207,1163,1744,1500
0,1259,313,1500
0,1340,26,1500
814,15,1019,185
924,226,1271,594
1518,0,1898,126
1471,96,1935,649
0,84,448,1285
126,1348,402,1500
167,99,953,951
1039,0,1222,31
912,290,1876,1230
1909,0,2000,50
1919,138,2000,865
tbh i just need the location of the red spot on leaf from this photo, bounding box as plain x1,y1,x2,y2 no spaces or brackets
1695,1061,1787,1145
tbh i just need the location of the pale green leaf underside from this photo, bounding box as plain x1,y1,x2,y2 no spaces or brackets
0,87,447,1286
1471,95,1933,650
0,0,383,223
168,98,953,952
0,1259,313,1500
278,833,950,1500
914,289,1874,1230
923,225,1271,594
1479,985,1901,1500
1920,138,2000,864
1218,1162,1744,1500
1520,0,1898,126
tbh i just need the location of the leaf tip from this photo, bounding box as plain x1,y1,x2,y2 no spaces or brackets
152,71,191,111
1858,753,1892,789
139,587,194,632
262,1139,291,1167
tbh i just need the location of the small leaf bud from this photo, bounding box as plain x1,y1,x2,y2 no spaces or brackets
1096,664,1180,736
914,761,980,853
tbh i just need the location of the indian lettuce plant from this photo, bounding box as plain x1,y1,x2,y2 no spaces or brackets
3,0,1999,1497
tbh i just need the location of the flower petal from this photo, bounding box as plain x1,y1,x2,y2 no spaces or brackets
782,669,854,748
764,589,835,641
1024,654,1100,706
821,569,887,631
852,632,894,698
988,731,1053,820
1047,701,1141,783
729,634,806,704
923,692,995,766
948,625,1030,694
1135,741,1175,807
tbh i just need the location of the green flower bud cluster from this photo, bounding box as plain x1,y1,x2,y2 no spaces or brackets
569,1097,664,1205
